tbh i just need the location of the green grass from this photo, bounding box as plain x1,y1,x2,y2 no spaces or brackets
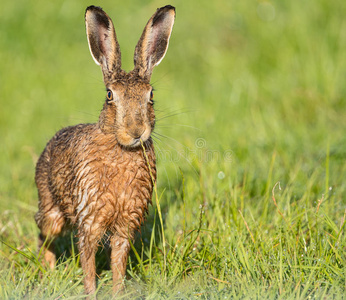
1,0,345,298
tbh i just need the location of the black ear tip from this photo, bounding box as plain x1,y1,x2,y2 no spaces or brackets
158,5,175,12
164,5,175,10
85,5,104,15
153,5,175,23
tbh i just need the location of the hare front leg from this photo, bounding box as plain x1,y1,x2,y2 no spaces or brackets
110,234,132,293
78,232,98,296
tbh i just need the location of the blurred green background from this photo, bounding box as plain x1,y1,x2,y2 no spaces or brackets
0,0,345,298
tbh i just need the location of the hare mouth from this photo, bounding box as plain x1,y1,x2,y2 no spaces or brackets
130,138,142,148
116,129,152,148
119,137,150,149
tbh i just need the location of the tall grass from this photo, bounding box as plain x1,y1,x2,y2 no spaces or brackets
0,0,345,298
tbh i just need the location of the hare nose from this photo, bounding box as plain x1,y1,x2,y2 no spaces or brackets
131,128,145,140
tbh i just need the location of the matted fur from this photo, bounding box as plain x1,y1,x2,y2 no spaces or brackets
35,5,175,296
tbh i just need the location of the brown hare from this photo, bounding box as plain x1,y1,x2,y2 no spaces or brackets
35,5,175,296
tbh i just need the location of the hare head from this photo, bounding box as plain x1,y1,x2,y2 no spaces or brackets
85,5,175,148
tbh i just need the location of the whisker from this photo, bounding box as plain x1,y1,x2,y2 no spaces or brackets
75,111,100,118
150,137,174,191
151,132,199,177
152,137,183,182
151,135,163,144
155,123,202,132
152,132,190,151
155,107,196,119
156,111,196,121
155,135,199,176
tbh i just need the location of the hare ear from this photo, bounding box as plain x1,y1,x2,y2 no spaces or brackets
85,6,121,77
134,5,175,81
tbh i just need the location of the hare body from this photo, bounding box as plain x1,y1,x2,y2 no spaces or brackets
35,123,155,293
35,5,175,295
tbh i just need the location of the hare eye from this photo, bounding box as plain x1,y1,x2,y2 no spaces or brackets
106,90,113,101
149,90,154,104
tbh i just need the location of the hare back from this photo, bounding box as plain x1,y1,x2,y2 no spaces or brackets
35,123,156,239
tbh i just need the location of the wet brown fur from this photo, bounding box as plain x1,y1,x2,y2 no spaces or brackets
35,5,175,296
